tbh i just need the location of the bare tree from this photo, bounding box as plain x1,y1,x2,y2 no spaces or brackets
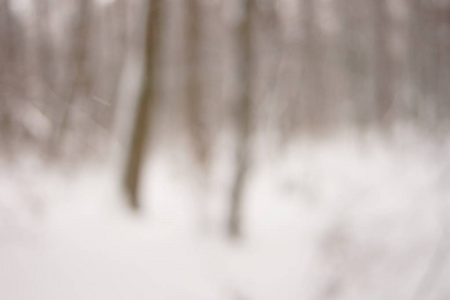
0,0,25,150
123,0,162,210
301,0,326,133
47,0,92,157
0,0,15,126
185,0,212,230
0,0,17,75
228,0,253,239
186,0,209,169
34,0,54,92
104,0,129,132
372,0,393,127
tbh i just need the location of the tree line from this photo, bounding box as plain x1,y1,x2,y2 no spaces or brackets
1,0,449,237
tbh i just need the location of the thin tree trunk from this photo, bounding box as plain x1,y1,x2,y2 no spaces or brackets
47,0,91,157
373,0,393,127
0,0,17,73
301,0,326,133
186,0,208,168
0,0,19,150
35,0,54,91
228,0,253,239
407,0,421,120
105,0,128,132
186,0,212,231
123,0,162,210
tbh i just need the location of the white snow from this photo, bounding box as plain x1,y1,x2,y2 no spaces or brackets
1,128,450,300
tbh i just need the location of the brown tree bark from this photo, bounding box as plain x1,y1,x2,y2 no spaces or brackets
47,0,92,157
301,0,326,133
186,0,208,168
373,0,393,127
34,0,54,91
228,0,253,239
123,0,162,210
104,0,128,132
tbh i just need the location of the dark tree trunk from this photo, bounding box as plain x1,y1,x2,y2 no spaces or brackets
373,0,393,127
228,0,253,239
186,0,208,167
123,0,162,210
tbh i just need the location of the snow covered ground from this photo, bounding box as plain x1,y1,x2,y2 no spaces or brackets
1,128,450,300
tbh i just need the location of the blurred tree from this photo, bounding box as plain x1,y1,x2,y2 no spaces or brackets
336,0,372,130
186,0,212,230
34,0,54,92
437,4,450,125
0,0,26,151
186,0,209,169
407,0,425,122
373,0,393,127
301,0,326,133
104,0,128,132
228,0,254,238
0,0,15,140
0,0,18,74
47,0,92,157
124,0,162,210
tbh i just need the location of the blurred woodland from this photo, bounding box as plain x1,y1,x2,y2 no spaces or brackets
1,0,450,235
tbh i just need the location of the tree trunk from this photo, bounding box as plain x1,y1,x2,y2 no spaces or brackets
373,0,393,127
35,0,54,91
301,0,326,133
123,0,162,210
105,0,128,132
186,0,208,167
47,0,92,157
228,0,253,239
